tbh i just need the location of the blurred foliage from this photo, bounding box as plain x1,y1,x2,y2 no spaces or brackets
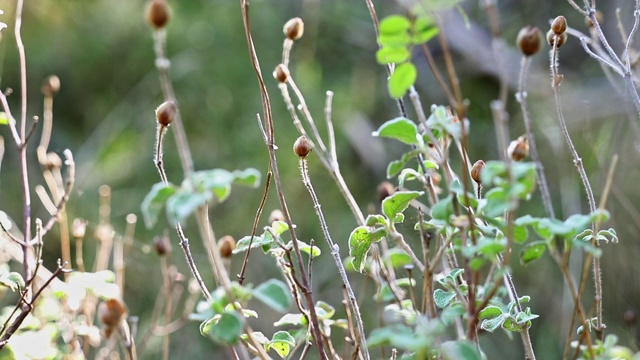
0,0,638,358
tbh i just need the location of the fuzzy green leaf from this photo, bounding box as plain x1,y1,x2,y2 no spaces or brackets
382,190,423,220
479,305,503,320
252,279,292,313
412,17,439,44
372,117,419,145
269,331,296,358
388,62,417,99
200,311,243,344
519,241,547,265
379,15,411,35
433,289,456,308
141,182,178,228
166,189,211,225
376,46,410,64
349,226,387,273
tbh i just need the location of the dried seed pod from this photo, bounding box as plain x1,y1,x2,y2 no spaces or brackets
283,17,304,40
72,218,87,239
547,29,568,48
471,160,485,184
585,10,603,28
516,26,542,57
268,209,285,224
153,234,171,256
376,181,395,204
99,298,127,338
219,235,236,258
293,135,312,158
273,64,290,83
155,100,177,127
41,75,60,96
146,0,171,29
508,136,529,162
551,15,567,35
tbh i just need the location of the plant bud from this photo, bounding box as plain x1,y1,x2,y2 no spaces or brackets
547,29,567,48
268,209,285,224
72,218,87,239
155,100,176,127
273,64,290,83
153,233,171,256
41,75,60,96
585,10,603,28
146,0,171,29
283,17,304,41
376,181,395,204
219,235,236,258
470,160,485,184
551,15,567,35
99,298,127,338
293,135,312,158
516,26,542,57
508,136,529,162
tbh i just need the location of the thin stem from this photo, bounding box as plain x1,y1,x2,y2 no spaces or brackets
517,56,555,219
299,158,369,360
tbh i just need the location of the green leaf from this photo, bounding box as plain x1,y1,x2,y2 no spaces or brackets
274,313,306,327
482,187,510,218
382,191,423,220
388,62,417,99
166,189,211,225
348,226,387,272
0,112,7,125
412,17,439,44
0,271,25,292
315,301,336,320
376,47,410,64
386,159,406,178
252,279,292,313
398,168,422,189
481,313,507,332
513,224,529,243
365,214,387,227
440,341,482,360
233,235,272,254
384,248,412,268
232,168,261,187
433,289,456,308
479,305,503,320
268,331,296,358
200,311,243,344
140,182,177,228
431,195,454,220
519,240,547,265
294,240,322,256
379,15,411,35
372,117,419,145
502,317,523,332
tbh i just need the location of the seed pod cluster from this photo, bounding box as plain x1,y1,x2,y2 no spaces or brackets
293,135,312,158
516,26,542,57
146,0,171,29
273,64,290,83
283,17,304,41
155,100,177,127
547,16,568,48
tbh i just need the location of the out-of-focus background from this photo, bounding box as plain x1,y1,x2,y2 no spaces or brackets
0,0,638,358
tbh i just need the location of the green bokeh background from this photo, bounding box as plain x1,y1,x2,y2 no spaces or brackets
0,0,639,358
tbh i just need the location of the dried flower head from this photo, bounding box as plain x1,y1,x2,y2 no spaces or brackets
293,135,312,158
219,235,236,258
283,17,304,40
153,233,171,256
516,26,542,57
508,136,529,162
155,100,177,127
273,64,290,83
470,160,485,184
146,0,171,29
551,15,567,35
547,29,567,48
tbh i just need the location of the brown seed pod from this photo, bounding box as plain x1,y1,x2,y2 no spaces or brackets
470,160,485,184
516,26,542,57
508,136,529,162
268,209,285,224
547,29,568,48
293,135,312,158
219,235,236,258
153,234,171,256
376,181,395,204
145,0,171,29
99,298,127,338
551,15,567,35
585,10,603,28
283,17,304,41
273,64,290,83
155,100,177,127
41,75,60,96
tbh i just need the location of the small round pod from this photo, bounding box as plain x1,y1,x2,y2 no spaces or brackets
283,17,304,41
218,235,236,259
153,234,171,256
273,64,290,84
470,160,485,184
155,100,177,127
508,136,529,162
146,0,171,29
551,15,567,35
293,135,312,158
516,26,542,57
268,209,285,224
41,75,61,97
547,29,568,48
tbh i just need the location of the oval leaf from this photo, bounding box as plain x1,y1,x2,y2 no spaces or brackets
388,62,417,99
382,190,423,220
252,279,292,313
372,117,419,145
200,311,243,344
519,241,547,265
141,182,177,228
